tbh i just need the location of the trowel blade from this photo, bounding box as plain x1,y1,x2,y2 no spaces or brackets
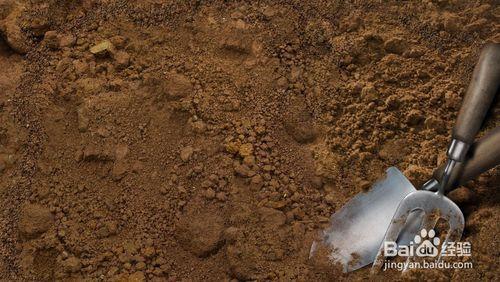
319,167,417,272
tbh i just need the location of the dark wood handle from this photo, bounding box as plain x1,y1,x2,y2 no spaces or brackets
452,43,500,144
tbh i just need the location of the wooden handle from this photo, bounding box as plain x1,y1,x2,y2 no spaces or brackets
452,43,500,145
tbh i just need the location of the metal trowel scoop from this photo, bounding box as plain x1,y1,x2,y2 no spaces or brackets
312,167,415,272
311,43,500,272
371,182,465,272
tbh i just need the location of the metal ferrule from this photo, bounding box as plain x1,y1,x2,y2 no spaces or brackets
439,159,457,195
422,178,439,192
447,139,470,162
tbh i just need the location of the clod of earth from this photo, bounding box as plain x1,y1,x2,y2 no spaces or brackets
18,204,54,239
175,212,225,257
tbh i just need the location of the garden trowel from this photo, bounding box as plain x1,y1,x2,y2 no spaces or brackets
311,43,500,272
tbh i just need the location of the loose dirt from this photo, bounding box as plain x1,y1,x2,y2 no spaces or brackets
0,0,499,281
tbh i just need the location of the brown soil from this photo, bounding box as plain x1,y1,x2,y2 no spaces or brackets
0,0,499,281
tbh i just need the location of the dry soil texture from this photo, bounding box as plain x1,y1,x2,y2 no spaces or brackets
0,0,499,281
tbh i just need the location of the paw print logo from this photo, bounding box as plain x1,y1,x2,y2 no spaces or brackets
414,229,440,257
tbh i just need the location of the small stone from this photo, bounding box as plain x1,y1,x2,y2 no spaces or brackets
113,51,130,69
406,109,424,126
234,163,252,177
238,143,253,157
242,155,255,166
266,200,287,209
90,40,114,55
142,247,155,258
262,6,277,18
59,34,76,48
123,241,139,254
424,116,446,133
361,83,377,101
82,145,113,162
357,179,371,191
77,108,89,132
276,76,288,88
325,193,336,205
258,207,286,227
107,266,119,277
444,91,460,109
233,19,247,30
339,14,361,32
131,161,144,173
311,176,323,189
128,271,146,282
262,164,273,172
136,261,146,270
384,37,407,55
404,47,425,58
254,125,266,135
97,221,118,238
204,188,216,199
110,35,127,48
43,30,59,49
180,146,194,162
111,161,128,180
385,95,401,110
442,13,462,33
96,126,109,137
225,141,240,154
216,192,227,202
250,174,263,185
63,257,81,273
190,120,207,134
115,144,129,161
290,65,302,82
201,180,212,188
0,154,15,173
223,227,240,243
